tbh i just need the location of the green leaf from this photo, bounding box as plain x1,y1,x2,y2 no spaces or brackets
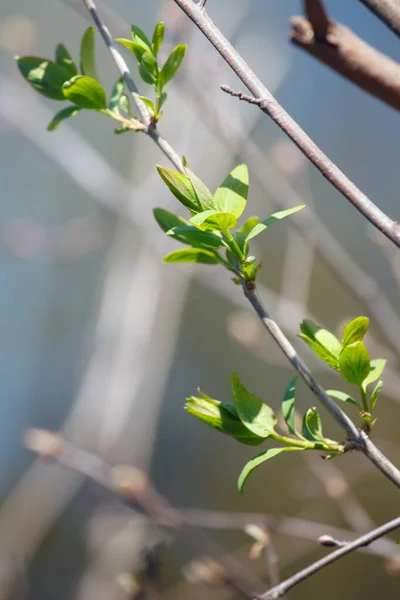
233,231,247,254
326,389,361,409
119,94,131,115
47,105,83,131
152,22,165,56
362,358,387,391
167,226,224,250
240,216,260,238
16,56,71,100
339,342,370,386
230,373,277,438
370,381,383,409
185,393,266,446
139,61,157,84
281,376,298,435
114,124,130,135
299,319,342,369
55,44,77,77
182,157,215,211
302,407,323,442
163,248,219,264
245,205,305,242
153,208,190,232
108,77,125,110
214,164,248,218
238,447,305,492
190,210,237,232
160,92,168,107
62,75,107,109
80,26,98,80
138,95,155,115
157,165,201,212
298,335,340,370
131,25,152,50
342,316,370,348
159,44,186,88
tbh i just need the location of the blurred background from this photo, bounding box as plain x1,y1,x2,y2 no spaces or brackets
1,0,400,598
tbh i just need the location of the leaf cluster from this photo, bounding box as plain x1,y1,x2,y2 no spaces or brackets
155,160,304,283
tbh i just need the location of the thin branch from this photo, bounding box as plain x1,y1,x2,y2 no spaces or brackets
81,0,183,172
360,0,400,38
172,0,400,248
260,515,400,599
242,281,400,488
25,430,400,600
304,0,330,39
290,14,400,113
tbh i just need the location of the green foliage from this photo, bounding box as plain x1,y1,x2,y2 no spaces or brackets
15,56,72,100
281,376,298,435
300,316,386,424
62,75,107,109
116,22,186,121
163,248,220,264
156,161,304,273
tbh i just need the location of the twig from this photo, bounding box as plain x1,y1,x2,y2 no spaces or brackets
81,0,183,172
360,0,400,38
290,14,400,113
260,514,400,599
172,0,400,248
242,281,400,488
304,0,330,39
25,430,400,600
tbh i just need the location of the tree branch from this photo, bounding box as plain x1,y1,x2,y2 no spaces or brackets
172,0,400,248
242,281,400,489
304,0,330,39
360,0,400,38
290,14,400,113
82,0,183,172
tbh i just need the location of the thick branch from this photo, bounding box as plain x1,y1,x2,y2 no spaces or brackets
360,0,400,38
291,16,400,113
172,0,400,248
81,0,183,171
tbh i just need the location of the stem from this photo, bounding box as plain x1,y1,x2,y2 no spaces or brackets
360,386,369,413
271,432,340,452
223,229,243,261
172,0,400,248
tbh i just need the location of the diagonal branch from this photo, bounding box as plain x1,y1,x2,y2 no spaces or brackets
172,0,400,248
82,0,183,171
290,12,400,112
360,0,400,38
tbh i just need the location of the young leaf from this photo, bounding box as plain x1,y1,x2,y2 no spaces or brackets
182,157,215,210
108,77,125,111
153,208,190,232
362,358,387,391
370,380,383,409
137,95,155,115
62,76,107,109
299,320,341,369
238,447,305,492
138,61,157,84
152,22,165,56
326,389,361,409
131,25,152,50
16,57,71,100
230,373,277,438
214,164,248,218
245,205,305,242
159,44,186,88
190,210,237,232
80,26,98,80
281,375,298,435
185,394,266,446
47,106,83,131
339,342,370,386
157,166,201,212
233,231,247,254
302,407,323,442
342,316,370,348
240,216,259,238
298,335,340,370
163,248,219,264
55,44,77,77
167,226,224,249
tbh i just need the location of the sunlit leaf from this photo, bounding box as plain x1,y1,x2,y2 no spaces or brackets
16,56,71,100
152,22,165,56
281,375,298,435
190,210,237,232
230,372,276,438
238,447,305,492
214,164,248,218
62,75,107,109
182,157,215,210
245,205,305,241
157,165,201,212
370,381,383,409
55,44,77,77
47,105,83,131
159,44,186,88
163,248,219,264
339,342,370,386
153,208,190,232
80,26,98,80
326,389,361,409
342,316,369,348
362,358,386,391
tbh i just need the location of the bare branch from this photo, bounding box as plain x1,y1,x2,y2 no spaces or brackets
360,0,400,38
290,15,400,113
172,0,400,248
304,0,330,39
81,0,183,171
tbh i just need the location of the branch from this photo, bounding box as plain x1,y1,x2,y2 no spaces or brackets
242,281,400,488
260,515,400,599
290,14,400,113
172,0,400,248
360,0,400,38
82,0,183,172
25,430,400,600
